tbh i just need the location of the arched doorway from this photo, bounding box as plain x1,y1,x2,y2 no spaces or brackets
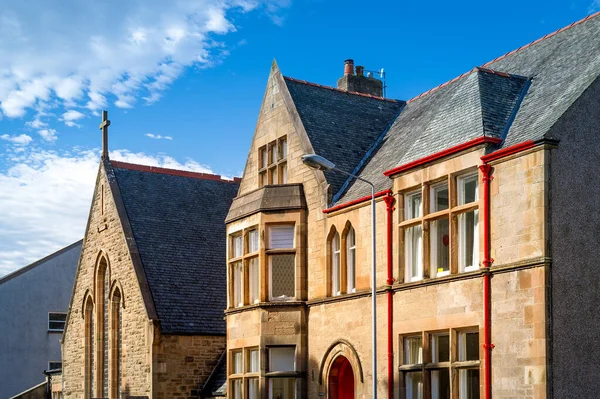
328,355,355,399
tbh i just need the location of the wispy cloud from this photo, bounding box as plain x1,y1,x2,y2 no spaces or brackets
1,133,33,145
37,128,58,142
60,110,86,127
0,146,215,276
0,0,291,129
145,133,173,140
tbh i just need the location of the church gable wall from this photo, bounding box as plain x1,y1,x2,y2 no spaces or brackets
62,165,152,398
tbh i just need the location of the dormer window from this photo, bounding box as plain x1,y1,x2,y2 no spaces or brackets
259,136,288,187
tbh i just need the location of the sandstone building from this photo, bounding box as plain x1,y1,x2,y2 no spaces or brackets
224,12,600,399
60,154,239,398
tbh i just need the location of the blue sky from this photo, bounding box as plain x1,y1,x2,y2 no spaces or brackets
0,0,598,275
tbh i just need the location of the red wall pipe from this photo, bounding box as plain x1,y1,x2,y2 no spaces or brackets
478,164,494,399
383,193,396,399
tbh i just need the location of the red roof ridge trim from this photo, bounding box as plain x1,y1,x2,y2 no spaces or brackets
323,189,391,214
480,140,536,163
384,136,503,177
110,161,241,183
482,11,600,68
283,76,401,103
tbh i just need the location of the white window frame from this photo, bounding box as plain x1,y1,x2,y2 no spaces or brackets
457,173,478,206
48,312,67,332
331,232,341,296
405,224,423,282
233,262,243,307
458,210,479,273
405,190,422,220
346,227,356,293
430,181,449,212
430,218,450,278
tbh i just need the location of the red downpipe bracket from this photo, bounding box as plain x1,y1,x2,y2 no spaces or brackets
383,193,396,399
478,164,494,399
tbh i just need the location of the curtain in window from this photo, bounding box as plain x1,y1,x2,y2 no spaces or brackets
233,262,243,306
458,210,479,272
269,225,294,249
270,255,295,300
405,225,423,281
331,232,341,295
346,227,356,293
249,258,259,303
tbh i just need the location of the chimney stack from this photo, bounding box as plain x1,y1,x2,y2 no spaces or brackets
337,59,383,97
344,59,355,75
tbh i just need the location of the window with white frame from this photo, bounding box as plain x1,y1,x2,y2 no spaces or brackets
229,228,260,308
404,190,423,282
346,226,356,293
268,225,295,301
48,312,67,332
331,231,341,296
268,346,296,399
400,171,480,283
400,329,480,399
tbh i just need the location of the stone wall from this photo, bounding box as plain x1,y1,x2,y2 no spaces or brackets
62,165,152,398
153,334,225,398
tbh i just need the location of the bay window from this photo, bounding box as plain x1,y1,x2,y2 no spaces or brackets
229,347,260,399
229,228,260,308
268,347,296,399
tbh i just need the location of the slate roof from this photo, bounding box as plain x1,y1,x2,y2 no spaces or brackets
284,77,404,196
110,162,239,334
330,12,600,203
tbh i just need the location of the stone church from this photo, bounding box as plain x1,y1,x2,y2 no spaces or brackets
59,134,239,398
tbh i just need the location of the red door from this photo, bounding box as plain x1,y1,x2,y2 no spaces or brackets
328,356,355,399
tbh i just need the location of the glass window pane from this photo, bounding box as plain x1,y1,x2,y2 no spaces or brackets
432,334,450,362
281,164,288,184
260,148,268,169
406,191,422,219
459,369,480,399
431,183,449,212
406,371,423,399
248,378,259,399
232,351,243,374
248,230,259,253
405,225,423,281
269,378,296,399
269,225,294,249
249,258,259,304
269,347,295,371
280,138,288,159
260,171,268,187
232,379,242,399
432,370,450,399
431,218,450,277
404,336,423,364
248,349,259,372
346,227,356,293
332,232,341,295
459,332,480,361
233,262,243,307
459,174,478,205
233,235,243,258
458,210,479,272
271,167,278,184
270,254,295,299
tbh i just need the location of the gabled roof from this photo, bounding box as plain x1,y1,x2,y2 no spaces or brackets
334,12,600,204
284,77,404,196
109,161,239,335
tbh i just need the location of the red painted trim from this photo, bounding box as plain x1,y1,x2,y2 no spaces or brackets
478,164,494,399
283,76,401,103
383,193,396,399
110,161,240,183
322,190,391,214
480,140,535,163
383,137,502,177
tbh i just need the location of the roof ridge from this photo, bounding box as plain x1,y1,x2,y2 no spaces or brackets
482,11,600,68
110,160,241,183
283,76,402,103
406,68,478,103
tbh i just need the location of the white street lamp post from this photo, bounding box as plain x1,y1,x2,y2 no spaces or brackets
301,154,378,399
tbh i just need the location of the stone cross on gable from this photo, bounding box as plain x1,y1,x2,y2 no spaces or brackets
99,110,111,159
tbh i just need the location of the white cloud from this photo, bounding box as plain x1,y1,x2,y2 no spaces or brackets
0,1,291,122
145,133,173,140
61,109,85,127
0,146,216,276
37,128,58,142
0,133,33,145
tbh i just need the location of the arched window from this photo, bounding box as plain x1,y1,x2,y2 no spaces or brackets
94,255,109,398
110,287,123,398
345,226,356,293
84,296,94,399
331,232,341,296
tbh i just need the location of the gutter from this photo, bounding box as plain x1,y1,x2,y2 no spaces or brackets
383,193,396,399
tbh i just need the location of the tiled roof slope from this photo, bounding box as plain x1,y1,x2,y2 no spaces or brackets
337,13,600,203
284,77,404,196
111,163,239,334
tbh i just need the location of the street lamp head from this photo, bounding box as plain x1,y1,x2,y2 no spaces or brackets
301,154,336,171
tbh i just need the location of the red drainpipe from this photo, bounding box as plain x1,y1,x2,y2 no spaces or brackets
383,192,396,399
478,164,494,399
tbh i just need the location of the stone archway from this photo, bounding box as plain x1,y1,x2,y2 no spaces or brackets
328,355,355,399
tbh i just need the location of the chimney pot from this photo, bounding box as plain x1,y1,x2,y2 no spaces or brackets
355,65,365,77
344,59,354,75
